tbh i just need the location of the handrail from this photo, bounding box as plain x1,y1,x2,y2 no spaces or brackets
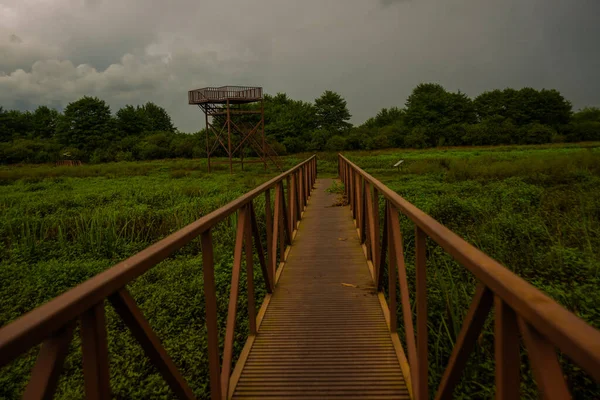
0,155,317,400
338,153,600,399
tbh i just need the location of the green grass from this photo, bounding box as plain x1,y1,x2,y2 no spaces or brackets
328,142,600,398
0,158,298,399
1,145,599,399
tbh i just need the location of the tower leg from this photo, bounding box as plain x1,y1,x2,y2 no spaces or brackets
205,112,211,173
227,99,232,174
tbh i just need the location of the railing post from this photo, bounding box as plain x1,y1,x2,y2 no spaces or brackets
265,190,274,288
272,183,282,280
416,227,428,400
80,302,111,400
245,206,257,335
494,297,519,400
387,205,397,333
286,175,293,236
221,206,248,397
201,230,222,400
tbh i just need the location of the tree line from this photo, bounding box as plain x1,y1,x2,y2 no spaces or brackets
1,84,599,164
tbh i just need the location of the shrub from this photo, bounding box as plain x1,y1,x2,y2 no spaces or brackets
404,127,430,148
518,123,555,144
325,135,347,152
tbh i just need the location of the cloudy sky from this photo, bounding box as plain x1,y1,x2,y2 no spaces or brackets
1,0,599,132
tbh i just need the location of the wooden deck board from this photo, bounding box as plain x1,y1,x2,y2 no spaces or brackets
232,178,408,399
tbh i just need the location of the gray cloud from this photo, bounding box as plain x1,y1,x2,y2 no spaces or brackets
380,0,411,6
0,0,599,132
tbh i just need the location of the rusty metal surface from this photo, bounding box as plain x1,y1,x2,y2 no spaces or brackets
232,179,409,399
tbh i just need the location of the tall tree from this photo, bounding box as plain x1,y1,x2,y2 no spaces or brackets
56,96,114,153
263,93,317,142
363,107,405,128
405,83,475,130
116,105,150,135
314,90,352,135
32,106,59,139
142,102,175,132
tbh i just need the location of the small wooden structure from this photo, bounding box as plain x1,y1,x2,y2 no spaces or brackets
188,86,280,173
55,160,82,167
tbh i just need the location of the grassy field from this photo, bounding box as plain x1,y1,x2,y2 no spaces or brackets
1,144,599,398
318,142,600,398
0,158,312,399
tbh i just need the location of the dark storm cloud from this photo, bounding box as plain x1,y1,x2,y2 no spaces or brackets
0,0,599,132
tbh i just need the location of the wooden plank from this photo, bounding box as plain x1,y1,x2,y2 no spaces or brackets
233,179,407,399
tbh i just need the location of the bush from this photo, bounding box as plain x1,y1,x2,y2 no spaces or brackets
563,121,600,142
325,135,347,152
269,140,287,156
137,142,168,160
404,127,430,148
115,151,134,162
282,137,306,154
90,148,115,164
518,123,555,144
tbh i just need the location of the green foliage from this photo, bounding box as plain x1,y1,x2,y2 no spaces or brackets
263,93,317,142
0,85,598,164
475,88,572,127
142,102,176,132
318,143,600,398
0,160,279,399
324,135,347,151
31,106,59,139
314,90,352,135
56,96,115,154
405,83,476,129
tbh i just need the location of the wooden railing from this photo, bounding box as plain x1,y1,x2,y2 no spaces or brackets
188,86,262,104
0,155,317,400
338,154,600,400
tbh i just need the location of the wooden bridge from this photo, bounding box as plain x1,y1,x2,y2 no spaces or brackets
1,155,599,399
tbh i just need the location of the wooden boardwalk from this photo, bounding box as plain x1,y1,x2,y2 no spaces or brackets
232,178,409,399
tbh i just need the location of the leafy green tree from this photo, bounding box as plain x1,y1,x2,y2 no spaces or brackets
32,106,59,139
56,96,115,154
314,90,352,135
263,93,317,142
116,105,150,135
475,88,571,128
518,123,555,144
0,107,11,142
282,136,307,154
573,107,600,123
0,109,34,140
405,83,475,131
404,126,430,149
142,102,175,132
325,135,347,152
474,90,506,121
363,107,405,128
